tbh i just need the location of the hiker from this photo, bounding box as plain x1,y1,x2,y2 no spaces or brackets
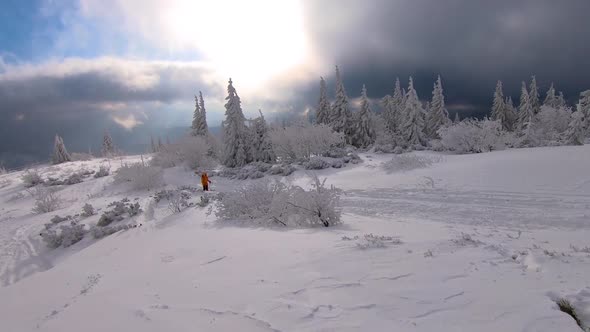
199,171,211,191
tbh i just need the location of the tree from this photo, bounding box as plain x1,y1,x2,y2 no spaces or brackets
150,136,158,153
556,91,567,108
251,110,276,163
490,80,509,130
329,66,353,144
543,83,558,108
52,134,72,164
353,85,376,148
101,130,115,157
191,95,201,136
316,77,331,125
426,75,450,138
453,112,460,123
222,78,251,167
401,77,426,146
577,90,590,133
529,76,541,114
505,96,517,131
564,110,586,145
190,91,210,139
158,137,163,150
517,82,534,132
381,78,404,135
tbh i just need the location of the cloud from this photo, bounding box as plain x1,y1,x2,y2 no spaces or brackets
111,113,143,130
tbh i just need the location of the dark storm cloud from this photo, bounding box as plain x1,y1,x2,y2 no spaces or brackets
301,0,590,115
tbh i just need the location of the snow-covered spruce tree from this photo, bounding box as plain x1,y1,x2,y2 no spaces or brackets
491,80,510,131
426,75,450,138
251,110,276,163
401,77,426,147
101,130,115,157
453,112,460,123
505,96,517,131
543,83,558,108
556,91,567,108
52,134,72,164
381,78,404,136
191,95,201,136
517,82,535,132
222,78,251,167
564,110,586,145
316,77,331,125
353,85,376,148
329,66,353,144
197,91,209,136
529,76,541,114
577,90,590,133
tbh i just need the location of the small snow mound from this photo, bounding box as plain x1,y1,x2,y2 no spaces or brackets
382,153,444,173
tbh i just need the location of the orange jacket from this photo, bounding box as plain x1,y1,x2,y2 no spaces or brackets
201,173,211,186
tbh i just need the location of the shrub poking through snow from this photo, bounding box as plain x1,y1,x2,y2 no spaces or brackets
214,175,341,227
21,169,44,187
167,190,193,214
64,172,84,185
90,224,135,239
97,198,142,227
382,154,443,173
81,203,96,217
94,164,110,178
31,187,62,214
114,163,163,190
50,215,74,224
303,157,331,170
555,298,585,331
451,233,484,246
342,234,403,249
40,221,86,248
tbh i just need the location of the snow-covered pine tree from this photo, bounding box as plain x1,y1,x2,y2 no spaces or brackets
543,83,557,108
316,77,331,125
505,96,517,131
222,78,251,167
490,80,508,130
197,91,209,136
101,130,115,157
577,90,590,134
329,66,353,144
453,112,460,123
158,137,163,150
529,76,541,114
401,77,426,146
426,75,450,138
52,134,72,164
191,95,201,136
353,84,376,148
556,92,567,108
564,110,586,145
381,78,404,136
251,110,276,163
517,82,534,131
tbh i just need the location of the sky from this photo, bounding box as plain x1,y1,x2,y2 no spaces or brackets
1,0,590,168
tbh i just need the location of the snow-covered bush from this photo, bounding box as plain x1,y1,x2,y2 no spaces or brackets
64,172,84,185
268,164,296,176
31,187,62,214
168,190,193,214
303,157,331,170
270,124,344,163
81,203,96,217
536,106,572,143
382,154,443,173
0,165,7,175
331,160,344,168
114,163,163,190
438,119,510,154
40,221,86,248
218,162,283,180
94,164,110,178
97,199,142,226
342,234,403,249
90,224,135,239
21,169,44,187
50,215,73,224
150,136,214,169
214,175,341,227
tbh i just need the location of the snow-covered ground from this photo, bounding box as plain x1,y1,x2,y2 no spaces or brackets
0,146,589,331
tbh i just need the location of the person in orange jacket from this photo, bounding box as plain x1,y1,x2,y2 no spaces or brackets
199,171,211,191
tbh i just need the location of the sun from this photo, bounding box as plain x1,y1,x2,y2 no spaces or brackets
162,0,309,92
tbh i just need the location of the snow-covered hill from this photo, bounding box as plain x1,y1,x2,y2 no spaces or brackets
0,146,589,331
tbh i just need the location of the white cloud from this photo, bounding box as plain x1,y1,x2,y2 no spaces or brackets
111,114,143,130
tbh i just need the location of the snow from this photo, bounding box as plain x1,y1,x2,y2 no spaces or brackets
1,146,590,331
